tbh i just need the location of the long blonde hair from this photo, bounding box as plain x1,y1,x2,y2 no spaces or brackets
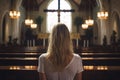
46,23,73,71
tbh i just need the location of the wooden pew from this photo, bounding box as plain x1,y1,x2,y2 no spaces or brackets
0,47,120,80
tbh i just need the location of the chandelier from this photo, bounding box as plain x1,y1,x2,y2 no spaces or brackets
9,10,20,19
82,24,88,29
25,19,33,25
97,11,108,19
85,17,94,26
97,0,108,19
9,0,20,19
85,0,94,26
25,0,33,26
31,23,37,29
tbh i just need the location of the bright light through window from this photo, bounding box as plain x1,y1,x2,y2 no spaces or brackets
47,0,72,32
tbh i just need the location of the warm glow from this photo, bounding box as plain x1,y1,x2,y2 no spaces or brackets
97,11,108,19
25,66,36,69
47,0,71,32
97,66,108,70
25,19,33,25
9,10,20,19
9,66,20,70
85,19,94,26
31,23,37,29
84,66,94,70
82,24,88,29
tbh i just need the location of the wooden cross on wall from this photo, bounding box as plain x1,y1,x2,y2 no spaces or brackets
44,0,75,22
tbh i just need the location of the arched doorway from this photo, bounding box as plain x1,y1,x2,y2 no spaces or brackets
1,12,11,44
111,11,120,40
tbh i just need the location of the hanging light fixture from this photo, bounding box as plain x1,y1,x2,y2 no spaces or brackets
85,17,94,26
25,19,33,25
30,0,37,29
85,0,94,26
81,0,89,30
25,0,33,25
97,0,108,19
82,23,88,29
9,11,20,19
31,23,37,29
97,11,108,19
9,0,20,19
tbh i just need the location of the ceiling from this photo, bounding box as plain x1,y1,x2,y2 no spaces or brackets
22,0,97,11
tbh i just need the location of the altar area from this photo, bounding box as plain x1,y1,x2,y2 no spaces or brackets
37,33,80,48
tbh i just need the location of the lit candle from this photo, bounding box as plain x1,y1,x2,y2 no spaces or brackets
33,40,35,46
27,40,29,47
83,40,86,47
30,40,31,47
76,38,78,48
87,40,89,47
43,38,45,47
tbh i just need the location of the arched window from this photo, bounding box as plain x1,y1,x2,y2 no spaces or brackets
47,0,72,32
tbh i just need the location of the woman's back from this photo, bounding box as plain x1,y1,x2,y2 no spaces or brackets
38,53,83,80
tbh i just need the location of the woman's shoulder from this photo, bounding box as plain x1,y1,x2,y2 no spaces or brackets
73,53,82,59
39,53,47,59
73,53,80,57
